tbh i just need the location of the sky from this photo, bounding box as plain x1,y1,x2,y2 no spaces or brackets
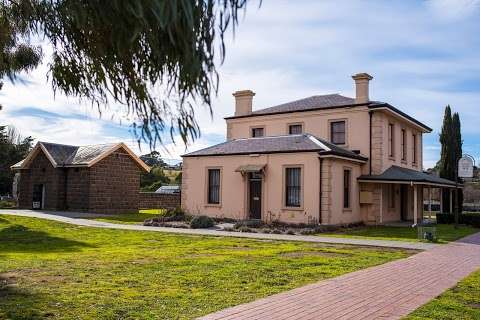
1,0,479,168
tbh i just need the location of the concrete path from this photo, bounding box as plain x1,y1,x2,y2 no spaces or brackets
198,232,480,320
0,209,436,250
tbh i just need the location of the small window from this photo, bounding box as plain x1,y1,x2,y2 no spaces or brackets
401,129,407,161
207,169,221,204
388,185,395,208
388,123,395,158
288,124,303,135
331,121,346,145
251,127,264,137
285,167,301,207
412,134,417,164
343,169,351,209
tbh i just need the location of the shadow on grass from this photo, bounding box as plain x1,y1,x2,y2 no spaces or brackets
0,273,45,319
0,225,93,253
0,217,9,224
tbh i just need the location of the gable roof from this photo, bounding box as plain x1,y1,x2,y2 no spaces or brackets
11,142,150,172
182,134,367,162
358,165,457,188
224,93,432,132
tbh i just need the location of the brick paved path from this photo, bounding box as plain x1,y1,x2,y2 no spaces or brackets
199,232,480,320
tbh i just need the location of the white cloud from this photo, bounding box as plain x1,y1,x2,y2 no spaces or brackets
1,0,479,166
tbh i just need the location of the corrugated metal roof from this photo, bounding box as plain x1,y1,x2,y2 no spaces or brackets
358,165,457,187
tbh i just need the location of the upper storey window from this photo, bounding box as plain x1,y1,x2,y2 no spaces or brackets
412,133,418,165
401,129,407,161
288,124,303,135
251,127,264,137
388,123,395,158
330,121,346,145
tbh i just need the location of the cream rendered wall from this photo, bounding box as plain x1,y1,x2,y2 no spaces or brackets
381,113,424,172
227,106,371,166
182,152,364,225
326,159,363,225
182,152,322,224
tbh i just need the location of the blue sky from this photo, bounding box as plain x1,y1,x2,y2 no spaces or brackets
1,0,479,168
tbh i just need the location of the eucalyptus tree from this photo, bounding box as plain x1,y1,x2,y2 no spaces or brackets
1,0,251,147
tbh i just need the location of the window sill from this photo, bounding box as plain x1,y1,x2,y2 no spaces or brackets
343,208,352,213
205,203,222,208
282,206,304,211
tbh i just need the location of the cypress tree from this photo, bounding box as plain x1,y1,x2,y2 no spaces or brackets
438,105,454,211
452,112,463,211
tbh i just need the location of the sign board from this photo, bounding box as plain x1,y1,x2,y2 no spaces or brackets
458,156,474,178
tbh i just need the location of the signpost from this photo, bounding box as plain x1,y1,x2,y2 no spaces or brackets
455,155,475,228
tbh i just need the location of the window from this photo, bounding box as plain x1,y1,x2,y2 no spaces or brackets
388,123,395,158
285,167,301,207
331,121,346,145
412,134,417,164
288,124,303,135
388,185,395,208
251,127,264,137
343,169,351,209
401,129,407,161
207,169,221,204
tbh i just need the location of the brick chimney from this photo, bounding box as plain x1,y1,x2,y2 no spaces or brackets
233,90,255,116
352,73,373,104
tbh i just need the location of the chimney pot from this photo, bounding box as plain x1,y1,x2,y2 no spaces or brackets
233,90,255,116
352,73,373,104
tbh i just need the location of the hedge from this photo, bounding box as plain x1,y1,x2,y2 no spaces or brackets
436,213,480,227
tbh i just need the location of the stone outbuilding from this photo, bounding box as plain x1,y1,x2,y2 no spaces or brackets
11,141,150,214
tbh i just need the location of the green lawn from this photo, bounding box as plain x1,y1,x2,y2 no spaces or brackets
321,224,479,243
405,268,480,320
0,215,415,320
88,209,168,224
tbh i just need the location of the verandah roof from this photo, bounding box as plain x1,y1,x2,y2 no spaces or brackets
358,165,459,188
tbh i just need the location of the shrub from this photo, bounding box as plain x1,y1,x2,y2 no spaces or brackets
271,229,282,234
285,229,296,235
237,226,252,233
261,228,272,234
436,212,480,227
0,200,15,209
234,219,264,229
299,228,317,235
190,215,215,229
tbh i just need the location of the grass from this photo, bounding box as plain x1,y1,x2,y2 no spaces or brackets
405,269,480,319
88,209,168,225
321,224,479,243
0,214,415,320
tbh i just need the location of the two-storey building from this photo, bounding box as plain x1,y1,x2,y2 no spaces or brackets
182,73,457,225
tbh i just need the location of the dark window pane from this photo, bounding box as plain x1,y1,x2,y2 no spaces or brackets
343,169,350,208
208,169,220,204
285,167,301,207
331,121,346,145
289,124,303,135
252,127,264,137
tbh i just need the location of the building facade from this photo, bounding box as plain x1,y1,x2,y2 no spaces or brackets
182,73,457,225
12,142,150,214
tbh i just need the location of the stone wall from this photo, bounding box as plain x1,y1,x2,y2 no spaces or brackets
88,149,142,214
139,192,180,210
17,151,63,210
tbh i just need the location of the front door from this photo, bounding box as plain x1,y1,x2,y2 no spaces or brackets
32,184,44,210
400,185,408,221
249,173,262,219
